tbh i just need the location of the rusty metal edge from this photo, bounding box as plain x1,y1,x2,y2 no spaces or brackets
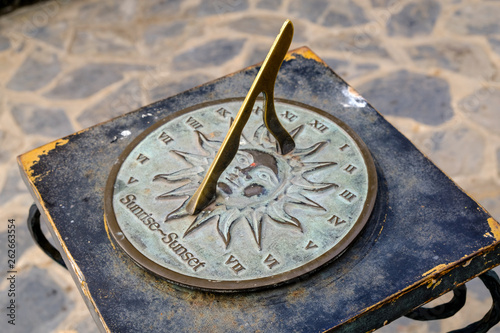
326,240,500,332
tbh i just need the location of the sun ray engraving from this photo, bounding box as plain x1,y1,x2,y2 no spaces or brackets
154,125,338,248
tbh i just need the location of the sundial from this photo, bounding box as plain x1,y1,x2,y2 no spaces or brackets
105,21,376,291
18,19,500,333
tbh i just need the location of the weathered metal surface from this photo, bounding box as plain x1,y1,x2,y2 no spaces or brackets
18,47,500,332
105,99,377,291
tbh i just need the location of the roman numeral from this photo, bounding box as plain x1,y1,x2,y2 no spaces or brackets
127,177,139,184
264,254,280,269
186,116,203,129
328,214,347,226
309,119,328,133
339,189,357,202
344,164,357,174
339,144,350,151
253,106,263,115
136,153,150,164
281,110,298,122
305,241,318,250
158,132,174,145
216,107,231,118
225,255,246,274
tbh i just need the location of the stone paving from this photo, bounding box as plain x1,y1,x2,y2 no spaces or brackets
0,0,499,332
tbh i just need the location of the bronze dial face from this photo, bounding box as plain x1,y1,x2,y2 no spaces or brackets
104,98,377,291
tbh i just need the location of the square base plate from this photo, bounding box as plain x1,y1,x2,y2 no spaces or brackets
19,47,500,332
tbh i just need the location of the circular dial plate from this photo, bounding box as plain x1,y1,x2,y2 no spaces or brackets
105,99,377,291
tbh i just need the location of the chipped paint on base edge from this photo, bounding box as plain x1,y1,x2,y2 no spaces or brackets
422,264,449,278
284,46,324,63
487,218,500,240
327,241,500,332
18,138,69,180
17,158,111,333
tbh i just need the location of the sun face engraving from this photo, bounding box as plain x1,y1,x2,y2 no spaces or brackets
153,125,338,249
106,99,377,290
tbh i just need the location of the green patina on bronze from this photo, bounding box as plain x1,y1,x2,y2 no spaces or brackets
105,98,377,291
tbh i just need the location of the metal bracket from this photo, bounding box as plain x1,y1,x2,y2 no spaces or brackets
405,271,500,332
27,203,67,269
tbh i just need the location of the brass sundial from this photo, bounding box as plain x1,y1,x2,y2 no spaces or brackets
104,20,377,291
